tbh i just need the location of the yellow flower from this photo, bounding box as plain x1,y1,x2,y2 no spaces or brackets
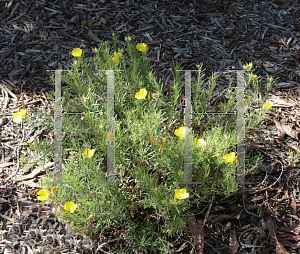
152,93,158,98
37,189,50,201
51,186,56,194
135,88,148,100
13,109,27,124
111,51,122,63
223,152,236,164
114,51,122,58
136,43,148,52
174,126,192,139
64,202,78,213
174,189,189,199
252,74,258,79
243,62,253,71
111,56,119,63
216,153,221,157
72,48,82,57
82,149,95,159
264,101,273,109
196,138,206,148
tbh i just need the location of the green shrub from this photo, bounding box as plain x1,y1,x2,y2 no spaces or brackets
19,34,275,252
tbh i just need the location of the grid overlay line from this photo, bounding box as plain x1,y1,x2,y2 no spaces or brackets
54,70,63,185
176,70,245,186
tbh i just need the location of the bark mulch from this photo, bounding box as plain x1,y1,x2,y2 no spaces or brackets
1,0,300,253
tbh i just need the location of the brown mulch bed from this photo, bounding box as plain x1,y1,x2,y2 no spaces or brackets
1,0,300,253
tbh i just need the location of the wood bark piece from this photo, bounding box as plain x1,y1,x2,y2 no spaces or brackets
189,214,204,253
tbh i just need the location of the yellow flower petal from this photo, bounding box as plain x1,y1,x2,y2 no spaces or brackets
243,62,253,71
114,51,122,58
174,189,189,199
111,56,119,63
196,138,206,147
64,202,78,213
51,186,56,194
13,109,26,123
37,189,50,201
72,48,82,57
264,101,273,109
223,152,236,163
135,88,148,100
19,109,27,116
111,51,122,63
83,149,95,159
12,113,23,123
174,126,192,138
136,43,148,52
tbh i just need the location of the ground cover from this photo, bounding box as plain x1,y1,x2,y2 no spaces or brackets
19,35,276,253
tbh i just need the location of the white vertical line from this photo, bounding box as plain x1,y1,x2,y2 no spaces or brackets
54,70,62,185
184,71,193,184
107,70,116,183
236,70,245,187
